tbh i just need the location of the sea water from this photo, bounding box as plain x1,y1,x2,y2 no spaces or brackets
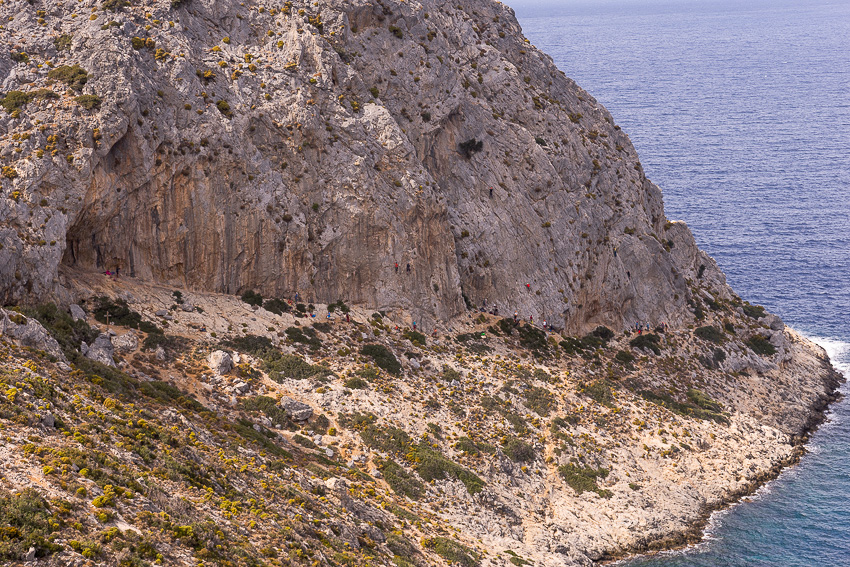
514,0,850,564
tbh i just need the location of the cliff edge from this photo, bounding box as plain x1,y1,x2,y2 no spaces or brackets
2,0,723,331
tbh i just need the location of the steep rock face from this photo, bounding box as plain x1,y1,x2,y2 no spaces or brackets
0,0,724,330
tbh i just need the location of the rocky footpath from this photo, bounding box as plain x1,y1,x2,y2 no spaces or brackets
1,0,724,331
0,272,840,566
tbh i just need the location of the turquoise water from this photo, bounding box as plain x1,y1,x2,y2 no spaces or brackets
516,0,850,564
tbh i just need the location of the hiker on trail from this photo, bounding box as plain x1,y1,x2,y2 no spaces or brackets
529,315,533,324
327,312,332,321
395,262,399,273
543,320,547,330
346,313,350,323
115,267,120,277
406,263,411,273
483,298,487,307
514,311,518,323
295,292,300,301
412,321,417,330
432,329,438,338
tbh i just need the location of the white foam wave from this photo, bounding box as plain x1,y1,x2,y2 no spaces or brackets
807,336,850,376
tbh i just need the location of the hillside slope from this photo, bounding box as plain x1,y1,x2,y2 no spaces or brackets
1,0,722,331
0,273,841,566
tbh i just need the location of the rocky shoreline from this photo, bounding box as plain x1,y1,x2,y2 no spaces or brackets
604,353,844,564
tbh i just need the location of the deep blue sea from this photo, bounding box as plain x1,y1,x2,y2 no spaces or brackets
516,0,850,564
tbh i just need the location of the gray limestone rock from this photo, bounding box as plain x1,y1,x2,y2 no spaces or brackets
82,334,115,367
69,304,86,321
208,350,234,375
0,309,66,362
281,397,313,421
112,331,139,354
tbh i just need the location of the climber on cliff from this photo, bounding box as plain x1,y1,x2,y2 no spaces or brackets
526,283,531,291
346,313,350,323
406,263,411,273
514,311,518,323
395,262,399,273
489,187,494,198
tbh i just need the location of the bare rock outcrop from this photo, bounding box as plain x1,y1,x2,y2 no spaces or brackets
0,308,66,361
1,0,728,332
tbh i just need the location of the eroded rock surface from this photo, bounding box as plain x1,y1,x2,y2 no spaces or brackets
1,0,724,332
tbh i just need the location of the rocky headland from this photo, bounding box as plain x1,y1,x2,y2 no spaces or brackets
0,0,843,566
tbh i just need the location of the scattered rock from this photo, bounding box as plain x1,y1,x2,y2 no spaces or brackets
281,397,313,421
155,309,168,317
233,382,250,394
180,303,195,312
154,346,167,361
24,547,36,562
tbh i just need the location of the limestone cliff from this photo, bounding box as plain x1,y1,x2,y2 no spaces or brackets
2,0,724,330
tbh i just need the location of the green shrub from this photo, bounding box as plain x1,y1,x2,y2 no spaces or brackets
694,325,724,344
241,290,263,306
54,34,72,51
326,300,350,313
388,25,403,39
524,386,555,416
403,330,427,346
224,334,273,356
639,390,729,425
360,344,401,375
454,436,480,456
47,64,89,91
615,350,635,367
22,303,98,356
284,326,322,350
343,377,368,390
0,91,32,113
216,99,232,118
422,537,479,567
359,422,412,456
517,324,549,356
579,379,615,408
746,335,777,356
262,298,289,315
263,353,332,381
0,488,62,560
742,303,766,319
241,395,293,428
629,333,661,355
686,389,723,412
411,445,484,495
502,436,534,462
558,464,611,498
380,459,424,500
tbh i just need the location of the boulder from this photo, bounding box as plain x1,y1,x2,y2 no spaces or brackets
208,350,234,375
112,331,139,353
81,333,116,367
40,414,55,428
0,309,66,362
281,397,313,421
69,304,86,321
